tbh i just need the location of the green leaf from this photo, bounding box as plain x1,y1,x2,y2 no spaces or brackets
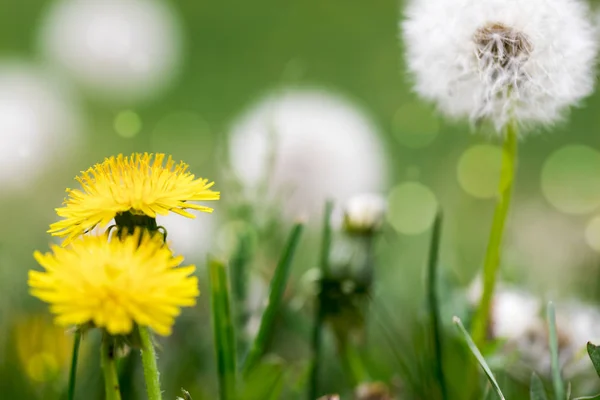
242,222,304,375
587,342,600,379
547,302,565,400
209,258,237,400
453,316,505,400
530,373,548,400
573,395,600,400
239,358,287,400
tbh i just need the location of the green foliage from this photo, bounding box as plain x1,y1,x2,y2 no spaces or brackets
530,373,548,400
547,302,565,400
587,343,600,379
453,316,506,400
209,259,238,400
242,223,304,375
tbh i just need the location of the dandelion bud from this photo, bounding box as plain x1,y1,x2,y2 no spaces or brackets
342,193,386,235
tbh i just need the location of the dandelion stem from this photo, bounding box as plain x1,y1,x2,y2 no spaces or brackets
101,335,122,400
139,326,162,400
471,120,518,347
66,329,81,400
338,339,368,386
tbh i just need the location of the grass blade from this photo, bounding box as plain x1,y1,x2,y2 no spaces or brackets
427,211,448,400
309,201,333,400
239,358,287,400
66,329,81,400
547,302,565,400
587,342,600,378
453,316,505,400
530,373,548,400
242,222,304,375
209,258,237,400
230,229,254,355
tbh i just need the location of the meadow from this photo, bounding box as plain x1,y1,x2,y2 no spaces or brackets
3,0,600,399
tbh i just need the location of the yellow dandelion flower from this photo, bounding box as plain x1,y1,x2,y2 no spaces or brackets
48,153,220,244
29,230,199,336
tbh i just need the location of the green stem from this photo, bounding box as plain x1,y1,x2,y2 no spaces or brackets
427,212,448,400
139,326,162,400
338,339,368,387
101,335,122,400
309,201,333,400
471,121,518,347
67,329,81,400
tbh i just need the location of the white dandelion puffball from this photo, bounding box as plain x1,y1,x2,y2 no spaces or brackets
229,88,388,220
401,0,597,132
0,63,81,190
38,0,181,102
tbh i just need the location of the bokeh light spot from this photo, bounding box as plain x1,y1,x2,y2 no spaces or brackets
392,102,439,148
585,216,600,253
457,145,503,199
541,145,600,215
114,110,142,138
27,352,58,383
387,182,437,235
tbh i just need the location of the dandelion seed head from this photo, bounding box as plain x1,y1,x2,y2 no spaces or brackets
401,0,598,132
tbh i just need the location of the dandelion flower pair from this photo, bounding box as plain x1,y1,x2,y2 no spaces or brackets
29,153,220,337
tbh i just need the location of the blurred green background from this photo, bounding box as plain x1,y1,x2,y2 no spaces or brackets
3,0,600,399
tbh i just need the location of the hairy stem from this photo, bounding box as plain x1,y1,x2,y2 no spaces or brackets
139,327,162,400
101,335,122,400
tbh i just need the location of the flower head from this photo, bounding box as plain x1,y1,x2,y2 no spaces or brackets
29,229,199,336
49,153,219,244
401,0,597,132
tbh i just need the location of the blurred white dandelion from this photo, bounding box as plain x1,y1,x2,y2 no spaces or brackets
38,0,182,103
401,0,597,132
157,210,217,262
508,202,590,287
228,88,389,220
0,63,82,191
